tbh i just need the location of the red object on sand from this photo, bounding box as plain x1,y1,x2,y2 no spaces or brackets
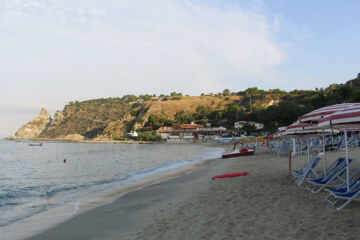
221,142,255,158
212,171,250,180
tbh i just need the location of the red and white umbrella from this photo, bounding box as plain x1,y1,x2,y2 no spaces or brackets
284,121,338,136
317,104,360,191
299,103,360,124
318,105,360,129
273,129,286,138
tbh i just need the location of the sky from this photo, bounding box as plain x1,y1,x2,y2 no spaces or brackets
1,0,360,137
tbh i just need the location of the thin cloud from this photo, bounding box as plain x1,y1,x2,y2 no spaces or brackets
0,0,285,95
0,0,286,136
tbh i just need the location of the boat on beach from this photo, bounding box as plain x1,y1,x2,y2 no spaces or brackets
221,142,255,158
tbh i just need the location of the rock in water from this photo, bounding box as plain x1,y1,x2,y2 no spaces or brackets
15,108,52,139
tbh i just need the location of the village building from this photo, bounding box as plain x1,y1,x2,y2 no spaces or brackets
234,121,264,130
156,123,203,143
127,131,138,137
156,123,227,143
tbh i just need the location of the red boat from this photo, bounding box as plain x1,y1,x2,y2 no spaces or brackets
221,142,255,158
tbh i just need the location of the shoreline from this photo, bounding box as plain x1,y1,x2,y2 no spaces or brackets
5,137,154,144
4,137,220,145
25,155,233,240
23,149,360,240
1,153,223,240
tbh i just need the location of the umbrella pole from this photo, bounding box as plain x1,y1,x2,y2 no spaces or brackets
344,129,350,191
323,129,327,178
306,136,310,162
297,137,301,169
292,137,296,157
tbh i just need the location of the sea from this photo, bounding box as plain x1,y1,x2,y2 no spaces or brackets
0,139,224,238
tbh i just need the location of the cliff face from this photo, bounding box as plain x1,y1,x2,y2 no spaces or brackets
15,108,52,139
13,95,277,140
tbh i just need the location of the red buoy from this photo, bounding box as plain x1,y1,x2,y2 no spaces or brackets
64,159,67,163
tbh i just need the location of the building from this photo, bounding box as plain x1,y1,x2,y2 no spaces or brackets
127,131,138,137
197,127,227,140
234,121,264,130
156,123,227,143
156,123,204,143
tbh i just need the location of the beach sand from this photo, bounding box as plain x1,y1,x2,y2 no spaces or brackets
27,148,360,240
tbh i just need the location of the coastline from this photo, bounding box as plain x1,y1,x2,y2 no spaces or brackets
5,137,154,144
23,149,360,240
135,149,360,240
1,150,224,240
24,155,232,240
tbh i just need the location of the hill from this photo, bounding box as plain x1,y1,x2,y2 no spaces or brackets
13,73,360,140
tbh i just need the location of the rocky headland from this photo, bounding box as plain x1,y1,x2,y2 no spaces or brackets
9,73,360,142
14,108,51,139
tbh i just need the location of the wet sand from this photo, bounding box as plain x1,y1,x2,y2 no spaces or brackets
27,149,360,240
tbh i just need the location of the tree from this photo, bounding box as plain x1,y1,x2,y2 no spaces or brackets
193,105,211,120
224,105,239,126
139,94,152,101
144,114,173,129
122,95,138,103
223,89,231,96
174,110,192,124
170,92,182,96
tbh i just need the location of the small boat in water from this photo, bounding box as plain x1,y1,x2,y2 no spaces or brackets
221,142,255,158
28,142,43,147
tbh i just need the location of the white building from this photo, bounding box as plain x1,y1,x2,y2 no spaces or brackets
234,121,264,130
127,131,138,137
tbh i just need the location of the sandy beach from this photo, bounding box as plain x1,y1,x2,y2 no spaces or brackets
26,148,360,240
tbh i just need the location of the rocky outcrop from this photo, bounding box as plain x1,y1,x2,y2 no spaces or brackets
15,108,52,139
51,110,64,126
62,134,84,141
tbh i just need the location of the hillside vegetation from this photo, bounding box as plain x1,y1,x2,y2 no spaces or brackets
19,73,360,140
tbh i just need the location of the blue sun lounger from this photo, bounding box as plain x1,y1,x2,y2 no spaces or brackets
306,158,352,193
326,185,360,211
293,155,321,187
324,168,360,210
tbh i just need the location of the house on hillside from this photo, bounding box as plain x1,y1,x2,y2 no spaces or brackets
197,127,227,140
156,123,228,143
156,123,204,143
127,131,138,137
234,121,264,130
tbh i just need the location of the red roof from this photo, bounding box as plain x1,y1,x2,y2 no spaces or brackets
172,124,204,129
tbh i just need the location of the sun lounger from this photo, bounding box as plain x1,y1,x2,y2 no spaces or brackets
306,158,352,193
324,168,360,210
293,154,321,187
325,185,360,211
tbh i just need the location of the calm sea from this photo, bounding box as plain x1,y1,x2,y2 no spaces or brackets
0,139,223,229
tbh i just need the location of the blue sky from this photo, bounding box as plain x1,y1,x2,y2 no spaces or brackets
0,0,359,137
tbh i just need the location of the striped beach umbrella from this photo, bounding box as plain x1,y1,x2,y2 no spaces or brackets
299,103,360,124
284,120,341,179
317,104,360,191
318,105,360,129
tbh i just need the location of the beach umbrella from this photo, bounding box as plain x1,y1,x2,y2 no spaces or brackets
318,105,360,129
299,103,360,124
318,104,360,191
284,120,341,178
297,103,360,179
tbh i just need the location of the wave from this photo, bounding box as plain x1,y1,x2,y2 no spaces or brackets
0,144,223,229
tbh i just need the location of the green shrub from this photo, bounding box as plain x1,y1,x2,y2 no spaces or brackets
136,131,162,141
